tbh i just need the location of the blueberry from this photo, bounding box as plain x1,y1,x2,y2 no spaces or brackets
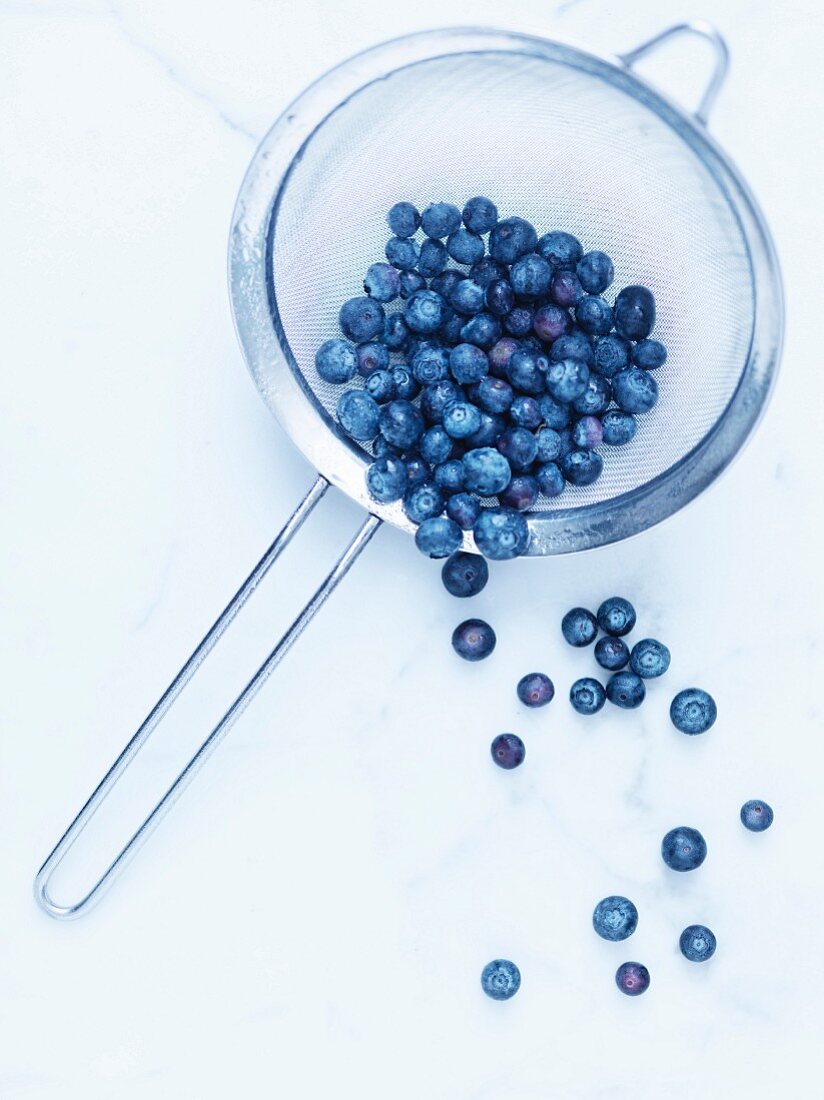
421,425,454,466
434,458,465,494
550,269,585,307
577,250,614,294
510,396,542,429
504,306,535,338
356,341,391,377
365,368,395,403
593,896,638,941
632,338,667,370
398,270,427,299
460,313,501,351
516,672,555,708
740,799,774,832
445,344,485,387
441,401,481,441
466,411,506,448
538,394,571,430
449,278,486,316
533,304,572,343
495,426,537,472
612,368,658,414
488,337,520,378
462,447,512,496
601,409,637,446
447,492,482,530
670,688,717,735
363,262,401,304
462,196,498,234
391,366,419,401
387,201,421,238
561,607,598,647
339,296,386,343
411,344,450,385
452,617,496,661
484,279,515,318
474,508,530,560
337,389,380,441
536,230,582,269
510,253,552,299
441,551,489,597
506,349,548,396
572,416,604,450
550,331,593,365
575,296,614,336
470,257,509,288
499,474,539,511
421,379,463,423
570,677,607,715
535,427,563,463
417,237,448,278
630,639,671,679
615,962,650,997
476,376,514,415
596,597,636,637
606,671,645,708
490,732,526,769
592,334,631,378
614,285,656,340
481,959,520,1000
402,481,444,525
415,516,462,558
365,455,407,503
447,228,485,265
535,462,565,497
380,399,425,449
373,436,400,459
661,826,707,871
405,455,429,490
381,313,409,351
421,202,462,239
430,269,464,299
405,289,447,335
679,925,716,962
595,636,629,671
385,236,421,272
315,338,358,383
546,358,590,403
572,374,612,416
489,216,538,263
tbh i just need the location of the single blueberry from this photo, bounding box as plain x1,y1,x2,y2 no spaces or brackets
538,394,571,430
391,366,419,401
447,492,482,530
661,826,707,872
550,330,594,365
572,374,612,416
570,677,607,715
356,341,391,377
561,607,598,647
488,337,520,378
536,230,583,269
415,515,462,558
601,409,638,446
381,313,409,351
452,617,496,661
545,358,590,403
405,455,429,490
411,344,450,385
449,278,486,316
373,436,400,459
460,313,501,351
606,671,645,708
421,202,462,239
443,400,483,440
462,447,512,496
510,396,542,429
448,343,488,386
365,455,407,503
402,481,444,525
740,799,774,832
473,508,530,560
466,411,506,449
612,368,659,414
572,416,604,450
517,672,555,708
380,399,425,449
506,349,548,396
417,237,448,278
483,279,515,318
577,250,614,294
670,689,717,734
504,306,535,338
550,269,585,308
441,551,489,598
476,376,514,415
387,201,421,238
439,313,464,345
615,962,650,997
404,289,447,335
447,228,485,265
398,270,427,299
630,639,671,679
421,379,463,423
499,474,539,512
363,261,401,304
420,425,454,466
575,295,614,336
510,253,553,299
365,368,395,404
385,236,421,272
339,296,386,343
533,304,572,343
315,338,358,383
534,427,563,463
430,269,464,299
491,732,526,769
593,334,631,378
679,925,716,962
593,896,638,941
470,257,508,289
595,636,630,671
481,959,520,1000
489,217,538,263
497,426,538,472
337,389,380,441
434,458,465,494
632,338,667,370
535,462,565,498
462,196,498,234
614,285,656,340
596,597,636,637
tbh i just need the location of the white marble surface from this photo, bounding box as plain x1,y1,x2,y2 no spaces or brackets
2,1,823,1096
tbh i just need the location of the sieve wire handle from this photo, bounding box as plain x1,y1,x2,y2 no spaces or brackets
34,475,381,920
619,21,730,126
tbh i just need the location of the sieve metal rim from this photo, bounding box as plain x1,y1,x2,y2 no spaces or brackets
229,24,784,556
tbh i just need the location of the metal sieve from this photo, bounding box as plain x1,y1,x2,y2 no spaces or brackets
35,21,783,918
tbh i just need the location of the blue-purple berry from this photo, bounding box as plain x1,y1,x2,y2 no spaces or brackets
489,216,538,263
380,399,425,449
481,959,520,1000
615,962,650,997
357,341,390,376
404,289,447,334
517,672,555,708
315,338,358,383
536,231,582,269
670,688,716,734
597,597,636,637
680,925,716,962
575,295,614,336
632,339,667,369
365,455,407,503
533,303,572,342
337,389,380,440
452,618,496,661
570,677,606,714
417,237,449,278
491,732,525,769
535,462,565,497
740,800,773,832
630,639,671,679
462,196,498,234
421,202,462,239
499,474,539,512
662,826,707,871
485,279,515,317
385,236,420,272
415,516,462,558
601,409,637,446
402,481,444,525
595,636,629,671
592,334,631,378
473,507,530,560
339,296,386,342
606,671,646,709
612,368,659,414
561,448,603,486
363,262,401,303
614,285,656,340
441,551,489,598
577,250,614,294
593,896,638,941
561,607,598,647
546,358,590,403
433,458,465,494
447,228,485,265
446,492,482,530
549,269,584,307
387,201,420,237
462,447,512,496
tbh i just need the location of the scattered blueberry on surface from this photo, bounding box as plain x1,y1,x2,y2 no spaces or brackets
679,925,716,962
481,959,521,1001
670,688,717,735
452,618,496,662
596,597,637,637
441,551,489,598
593,896,639,942
491,733,526,770
615,962,650,997
517,672,555,708
661,826,707,872
630,639,671,679
595,636,630,671
606,671,646,709
741,799,774,832
570,677,607,715
562,607,598,647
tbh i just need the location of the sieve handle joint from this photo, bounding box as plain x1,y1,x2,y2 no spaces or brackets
619,21,730,126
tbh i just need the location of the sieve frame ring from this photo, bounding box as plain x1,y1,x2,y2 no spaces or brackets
229,25,783,556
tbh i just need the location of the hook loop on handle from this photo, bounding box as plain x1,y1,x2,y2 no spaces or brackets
619,21,730,126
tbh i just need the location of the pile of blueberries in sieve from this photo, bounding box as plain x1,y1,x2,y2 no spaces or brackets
314,197,666,561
